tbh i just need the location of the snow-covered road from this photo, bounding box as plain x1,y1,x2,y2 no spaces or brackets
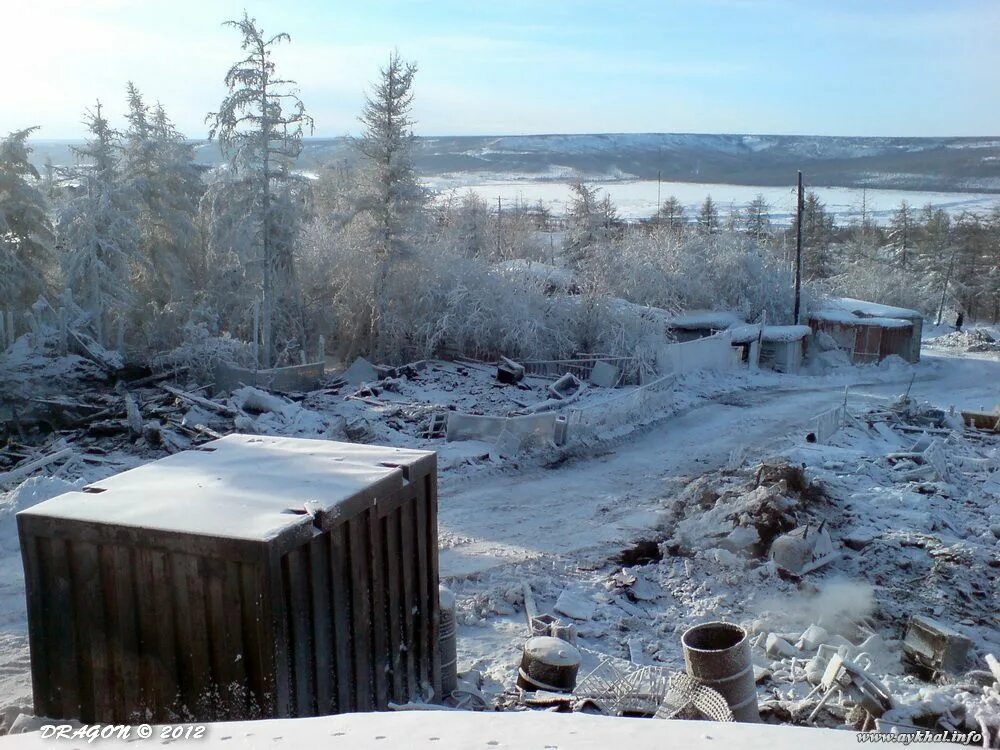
438,351,1000,580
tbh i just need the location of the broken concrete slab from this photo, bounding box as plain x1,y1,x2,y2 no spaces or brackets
796,624,831,652
496,357,526,385
447,411,564,449
554,588,597,621
588,360,619,388
903,615,972,674
548,373,584,400
342,356,378,386
720,525,759,554
765,633,799,659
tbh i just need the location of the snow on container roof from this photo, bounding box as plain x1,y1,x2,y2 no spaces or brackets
810,309,912,328
668,310,746,330
17,435,434,543
761,325,813,342
820,296,921,320
728,323,762,344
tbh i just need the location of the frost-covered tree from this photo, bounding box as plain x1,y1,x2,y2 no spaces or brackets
207,12,313,367
887,200,915,270
658,195,686,230
743,194,772,243
122,84,203,332
58,102,139,341
356,51,424,259
0,127,56,310
564,182,608,268
799,191,836,279
696,195,719,235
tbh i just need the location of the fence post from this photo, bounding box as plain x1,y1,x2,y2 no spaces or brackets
58,307,68,355
5,310,14,349
318,335,325,367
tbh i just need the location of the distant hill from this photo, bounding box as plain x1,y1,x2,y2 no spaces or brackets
28,132,1000,193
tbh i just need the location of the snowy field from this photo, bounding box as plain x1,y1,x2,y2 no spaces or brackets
426,177,1000,223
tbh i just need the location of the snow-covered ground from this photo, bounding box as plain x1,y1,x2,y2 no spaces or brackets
426,178,1000,223
1,346,998,740
2,709,942,749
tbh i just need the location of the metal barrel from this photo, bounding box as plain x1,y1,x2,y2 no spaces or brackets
439,585,458,699
681,621,760,722
516,636,581,693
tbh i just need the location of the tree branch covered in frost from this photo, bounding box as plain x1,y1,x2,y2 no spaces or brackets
0,128,55,309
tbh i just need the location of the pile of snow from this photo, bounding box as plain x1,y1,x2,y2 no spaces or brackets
925,329,1000,353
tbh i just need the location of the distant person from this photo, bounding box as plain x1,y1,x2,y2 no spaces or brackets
955,311,964,331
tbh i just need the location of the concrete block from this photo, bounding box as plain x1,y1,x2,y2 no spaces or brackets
903,615,972,674
548,373,583,400
589,360,619,388
343,356,378,386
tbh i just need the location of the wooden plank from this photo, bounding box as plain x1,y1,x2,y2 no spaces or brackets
328,525,353,713
20,536,51,717
383,512,404,703
413,490,432,700
399,502,418,699
113,545,141,720
284,548,316,716
222,560,249,716
367,508,390,709
266,553,292,716
347,515,373,710
98,544,128,720
70,541,111,722
424,474,442,700
308,536,334,715
203,556,233,718
239,563,274,717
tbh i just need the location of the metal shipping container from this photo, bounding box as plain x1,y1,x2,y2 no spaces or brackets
17,435,440,723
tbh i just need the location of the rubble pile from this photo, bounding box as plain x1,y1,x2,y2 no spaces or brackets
445,396,999,740
926,328,1000,354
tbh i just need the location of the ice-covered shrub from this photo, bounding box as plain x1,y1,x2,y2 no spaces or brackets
154,320,256,381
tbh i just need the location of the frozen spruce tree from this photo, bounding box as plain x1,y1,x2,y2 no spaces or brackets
121,84,203,334
696,195,719,235
58,102,140,343
355,50,426,340
564,182,604,267
207,12,313,367
658,195,686,231
0,127,56,310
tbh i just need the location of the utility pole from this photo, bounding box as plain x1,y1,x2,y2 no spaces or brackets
793,171,804,325
657,169,662,220
497,196,502,258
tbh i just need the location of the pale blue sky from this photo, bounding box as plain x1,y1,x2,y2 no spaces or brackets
5,0,999,139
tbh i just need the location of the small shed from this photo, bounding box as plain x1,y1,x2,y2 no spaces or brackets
816,298,923,362
809,310,914,364
728,324,762,368
666,310,746,342
17,435,441,723
759,325,811,373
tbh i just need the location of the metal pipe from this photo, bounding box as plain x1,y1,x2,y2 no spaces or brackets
681,621,760,722
439,585,458,699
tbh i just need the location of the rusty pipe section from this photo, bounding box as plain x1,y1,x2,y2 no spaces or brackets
681,621,760,722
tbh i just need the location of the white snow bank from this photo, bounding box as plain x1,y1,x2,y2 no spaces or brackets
1,710,902,749
0,476,80,554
